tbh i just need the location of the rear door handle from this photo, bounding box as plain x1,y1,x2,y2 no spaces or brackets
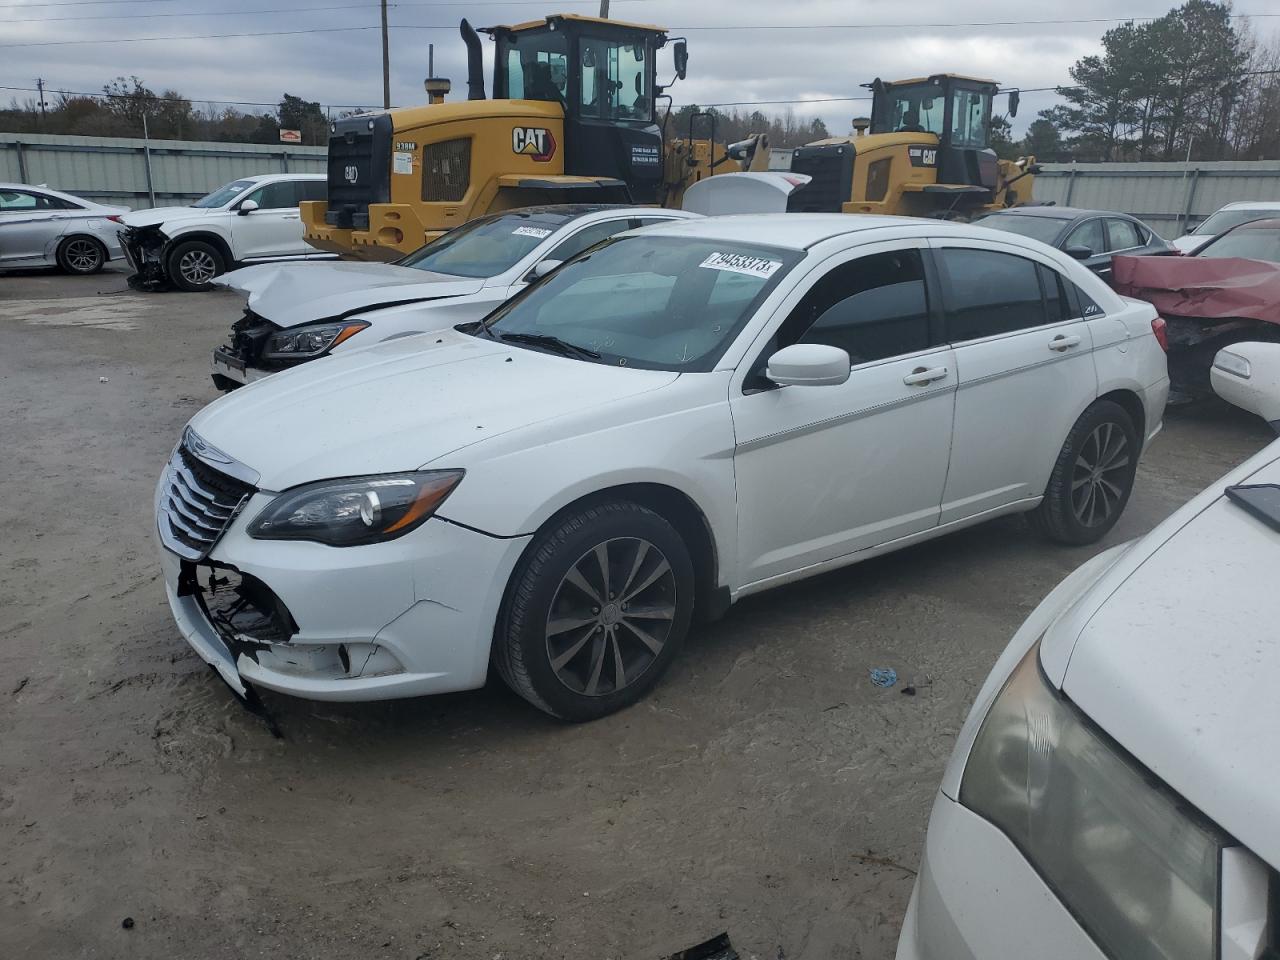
903,366,949,386
1049,334,1082,352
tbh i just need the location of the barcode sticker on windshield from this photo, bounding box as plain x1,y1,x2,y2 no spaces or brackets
699,251,782,279
513,226,553,239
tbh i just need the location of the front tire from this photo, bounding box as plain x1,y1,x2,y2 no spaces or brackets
56,236,106,275
494,500,695,721
1029,400,1139,545
167,239,225,291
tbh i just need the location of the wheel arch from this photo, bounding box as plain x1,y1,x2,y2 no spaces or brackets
164,229,234,265
1096,387,1146,443
517,482,728,623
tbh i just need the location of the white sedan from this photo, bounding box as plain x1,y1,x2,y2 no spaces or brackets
897,340,1280,960
0,182,129,274
208,205,697,390
154,214,1169,720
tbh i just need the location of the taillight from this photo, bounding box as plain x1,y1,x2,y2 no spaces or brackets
1151,316,1169,352
107,215,124,223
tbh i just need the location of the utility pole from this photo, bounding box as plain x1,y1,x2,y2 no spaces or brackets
599,0,609,17
35,77,46,129
381,0,391,109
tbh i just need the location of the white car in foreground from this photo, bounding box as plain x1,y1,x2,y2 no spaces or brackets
155,214,1168,720
1172,200,1280,254
0,182,129,274
208,205,697,390
118,173,330,291
896,342,1280,960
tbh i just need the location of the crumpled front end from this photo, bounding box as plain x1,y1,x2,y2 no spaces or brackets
120,224,171,290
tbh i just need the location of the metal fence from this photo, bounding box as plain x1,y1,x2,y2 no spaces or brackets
0,132,327,210
1034,161,1280,239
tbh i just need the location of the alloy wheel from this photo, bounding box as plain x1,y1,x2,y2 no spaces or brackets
179,249,218,285
1070,421,1130,527
65,239,102,272
545,537,677,697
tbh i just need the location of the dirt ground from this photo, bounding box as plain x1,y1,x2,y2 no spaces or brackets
0,265,1272,960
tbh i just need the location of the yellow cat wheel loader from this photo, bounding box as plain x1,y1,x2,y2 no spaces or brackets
784,74,1039,219
302,14,766,261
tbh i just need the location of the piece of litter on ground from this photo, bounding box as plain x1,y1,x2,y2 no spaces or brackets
99,377,109,383
664,932,739,960
901,685,916,696
121,917,135,929
869,667,897,688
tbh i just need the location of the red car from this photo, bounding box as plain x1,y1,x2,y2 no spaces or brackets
1113,218,1280,399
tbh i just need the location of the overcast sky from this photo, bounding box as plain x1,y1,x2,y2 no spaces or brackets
1,0,1273,137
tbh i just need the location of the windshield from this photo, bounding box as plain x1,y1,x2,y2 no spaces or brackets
398,213,566,277
1191,209,1280,236
192,179,255,209
1196,225,1280,263
974,213,1065,245
479,235,801,371
872,83,945,135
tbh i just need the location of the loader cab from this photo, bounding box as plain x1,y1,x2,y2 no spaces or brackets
870,74,1000,191
487,15,669,202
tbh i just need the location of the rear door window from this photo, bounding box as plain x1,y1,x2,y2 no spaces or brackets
253,181,301,210
296,180,327,202
1106,218,1144,251
936,248,1048,341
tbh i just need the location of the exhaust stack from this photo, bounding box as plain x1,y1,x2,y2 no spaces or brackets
460,19,486,100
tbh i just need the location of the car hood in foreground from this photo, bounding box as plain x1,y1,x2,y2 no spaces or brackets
1043,447,1280,867
214,261,487,327
1112,254,1280,324
188,329,678,491
118,206,217,230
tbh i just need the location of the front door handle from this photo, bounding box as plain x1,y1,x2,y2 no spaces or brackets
1049,334,1082,352
903,366,949,386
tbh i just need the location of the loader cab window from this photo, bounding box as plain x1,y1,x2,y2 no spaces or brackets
579,36,652,121
875,85,945,136
950,88,991,149
499,32,569,105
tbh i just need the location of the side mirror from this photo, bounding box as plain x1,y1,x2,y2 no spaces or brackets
1065,244,1092,260
238,199,259,216
1211,343,1280,429
765,343,850,387
673,40,688,80
524,259,563,282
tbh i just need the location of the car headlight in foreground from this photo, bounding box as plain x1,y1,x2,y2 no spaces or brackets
248,471,464,546
261,320,369,360
960,643,1229,960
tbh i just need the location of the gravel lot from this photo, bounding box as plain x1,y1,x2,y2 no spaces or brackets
1,264,1272,959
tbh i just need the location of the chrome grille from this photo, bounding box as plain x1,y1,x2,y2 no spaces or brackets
157,433,257,561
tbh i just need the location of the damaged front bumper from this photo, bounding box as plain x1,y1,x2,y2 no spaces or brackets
155,482,531,702
120,225,172,290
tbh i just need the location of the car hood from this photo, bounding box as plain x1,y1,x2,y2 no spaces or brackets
188,328,679,491
1172,234,1212,253
119,206,217,230
1112,254,1280,324
1046,448,1280,867
214,261,485,327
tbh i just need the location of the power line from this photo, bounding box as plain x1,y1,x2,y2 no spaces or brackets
2,0,652,22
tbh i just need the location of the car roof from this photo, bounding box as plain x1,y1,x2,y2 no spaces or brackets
1222,201,1280,210
235,173,326,183
1227,217,1280,231
627,213,963,250
981,206,1133,221
489,204,696,222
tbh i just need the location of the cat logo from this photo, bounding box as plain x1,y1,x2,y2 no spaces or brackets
907,146,938,168
343,164,360,183
512,126,556,162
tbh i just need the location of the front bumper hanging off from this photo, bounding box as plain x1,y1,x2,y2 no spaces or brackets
120,225,171,290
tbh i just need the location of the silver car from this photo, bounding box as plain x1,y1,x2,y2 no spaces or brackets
0,183,130,274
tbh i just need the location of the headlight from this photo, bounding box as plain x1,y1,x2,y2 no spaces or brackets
261,320,368,360
248,471,463,546
960,643,1228,960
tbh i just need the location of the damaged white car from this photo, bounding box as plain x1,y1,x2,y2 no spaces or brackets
119,173,330,292
208,204,697,391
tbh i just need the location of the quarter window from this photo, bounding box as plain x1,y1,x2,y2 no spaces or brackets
937,248,1047,340
1107,218,1143,251
1065,219,1105,256
777,249,932,364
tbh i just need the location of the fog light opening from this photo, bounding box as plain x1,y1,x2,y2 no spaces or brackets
338,644,351,674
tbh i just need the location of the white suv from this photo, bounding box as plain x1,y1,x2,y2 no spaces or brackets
118,174,330,291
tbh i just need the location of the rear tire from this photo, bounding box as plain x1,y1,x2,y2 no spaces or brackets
494,500,695,722
167,240,225,291
56,236,106,275
1029,400,1139,545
